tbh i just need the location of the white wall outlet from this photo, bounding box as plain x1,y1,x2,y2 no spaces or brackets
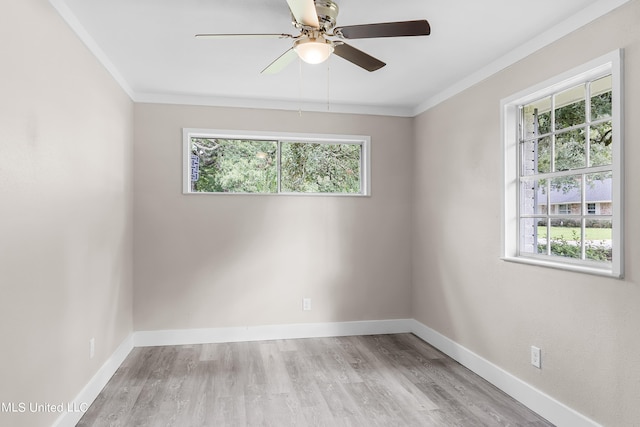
531,345,541,368
89,338,95,359
302,298,311,311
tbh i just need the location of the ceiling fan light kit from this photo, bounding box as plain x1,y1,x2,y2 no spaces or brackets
294,35,334,64
197,0,430,73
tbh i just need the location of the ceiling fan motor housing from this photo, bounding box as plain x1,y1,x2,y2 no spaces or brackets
314,0,339,31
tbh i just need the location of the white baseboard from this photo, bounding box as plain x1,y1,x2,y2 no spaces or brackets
133,318,413,347
51,319,599,427
51,334,134,427
408,319,601,427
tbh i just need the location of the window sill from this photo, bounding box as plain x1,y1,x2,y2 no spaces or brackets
501,255,623,279
183,191,371,197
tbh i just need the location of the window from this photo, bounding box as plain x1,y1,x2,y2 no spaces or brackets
183,129,370,196
501,50,623,277
558,204,572,215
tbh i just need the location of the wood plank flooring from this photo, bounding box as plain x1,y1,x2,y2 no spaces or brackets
77,334,554,426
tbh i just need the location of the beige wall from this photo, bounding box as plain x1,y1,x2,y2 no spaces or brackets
133,104,413,331
0,1,134,426
411,2,640,425
4,0,638,426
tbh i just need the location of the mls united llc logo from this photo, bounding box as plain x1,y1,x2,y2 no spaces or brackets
1,401,88,413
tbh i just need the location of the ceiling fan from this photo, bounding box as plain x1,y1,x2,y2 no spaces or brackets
196,0,431,74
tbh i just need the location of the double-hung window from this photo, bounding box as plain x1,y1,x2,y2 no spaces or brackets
183,129,371,196
501,50,623,277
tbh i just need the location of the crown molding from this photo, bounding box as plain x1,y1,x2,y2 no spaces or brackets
49,0,135,99
412,0,632,116
50,0,630,118
134,92,414,117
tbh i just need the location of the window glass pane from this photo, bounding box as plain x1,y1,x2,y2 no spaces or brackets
549,217,582,259
586,171,612,214
537,136,551,173
520,179,535,214
585,219,612,262
555,129,586,171
538,109,552,135
190,138,277,193
521,178,548,214
555,84,586,130
590,75,612,121
549,175,582,214
589,121,612,167
520,218,548,255
521,136,550,176
520,140,535,176
536,219,549,255
280,142,361,193
522,97,552,137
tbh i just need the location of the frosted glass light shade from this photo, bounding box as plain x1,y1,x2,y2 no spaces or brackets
294,38,334,64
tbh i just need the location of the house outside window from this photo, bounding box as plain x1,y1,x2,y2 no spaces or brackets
501,50,623,278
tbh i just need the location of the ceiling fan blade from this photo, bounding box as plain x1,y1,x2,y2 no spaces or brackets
286,0,320,28
333,43,385,72
196,33,293,39
261,48,298,74
335,20,431,39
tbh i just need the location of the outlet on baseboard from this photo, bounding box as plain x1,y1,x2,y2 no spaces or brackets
302,298,311,311
89,338,95,359
531,345,541,369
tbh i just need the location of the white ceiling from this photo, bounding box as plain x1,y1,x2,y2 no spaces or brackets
52,0,626,116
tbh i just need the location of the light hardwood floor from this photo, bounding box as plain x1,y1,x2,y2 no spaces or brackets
77,334,553,426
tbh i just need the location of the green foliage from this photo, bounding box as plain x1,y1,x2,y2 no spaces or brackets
537,230,611,262
523,79,615,264
281,143,360,193
192,138,277,193
190,138,361,194
591,91,613,123
532,87,612,193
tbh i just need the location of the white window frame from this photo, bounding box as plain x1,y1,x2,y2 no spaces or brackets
501,49,624,278
183,128,371,196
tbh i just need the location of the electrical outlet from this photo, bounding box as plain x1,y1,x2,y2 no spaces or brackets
531,346,541,368
302,298,311,311
90,338,95,359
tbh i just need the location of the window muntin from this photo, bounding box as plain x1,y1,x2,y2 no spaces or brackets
502,50,623,277
183,129,370,196
518,75,613,265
